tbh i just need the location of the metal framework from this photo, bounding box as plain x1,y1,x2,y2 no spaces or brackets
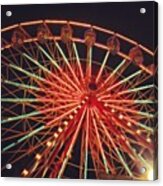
1,20,157,179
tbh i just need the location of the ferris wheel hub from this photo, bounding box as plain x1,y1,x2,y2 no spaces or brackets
88,82,97,91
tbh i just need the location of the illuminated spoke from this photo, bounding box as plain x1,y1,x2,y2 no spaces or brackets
55,42,82,92
84,108,90,178
73,42,84,81
86,47,93,79
98,59,126,91
93,109,133,177
96,51,110,83
57,107,86,178
91,110,110,175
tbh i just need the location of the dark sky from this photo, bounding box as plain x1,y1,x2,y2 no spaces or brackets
1,1,158,50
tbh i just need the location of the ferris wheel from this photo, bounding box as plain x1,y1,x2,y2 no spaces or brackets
1,20,157,179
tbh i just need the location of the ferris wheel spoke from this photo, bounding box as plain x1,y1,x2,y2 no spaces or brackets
2,128,37,142
107,69,142,93
31,142,59,177
91,109,115,175
97,111,138,162
3,79,41,93
99,84,154,100
111,116,152,150
122,115,154,132
19,25,38,56
3,126,51,167
55,42,82,92
124,71,146,88
2,39,18,64
1,97,79,104
50,135,76,178
9,62,49,83
22,52,73,94
44,108,86,178
83,108,90,179
86,47,93,80
98,70,142,98
2,125,45,152
93,109,133,177
101,99,154,104
72,42,84,81
1,98,40,103
102,104,153,134
95,51,110,84
2,54,36,87
23,125,68,177
57,107,87,178
98,59,126,92
107,104,154,118
8,62,75,97
2,140,30,171
89,139,102,178
37,44,81,93
3,127,55,172
2,82,23,100
2,111,40,124
102,106,154,148
2,101,79,125
46,103,82,127
79,129,85,178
